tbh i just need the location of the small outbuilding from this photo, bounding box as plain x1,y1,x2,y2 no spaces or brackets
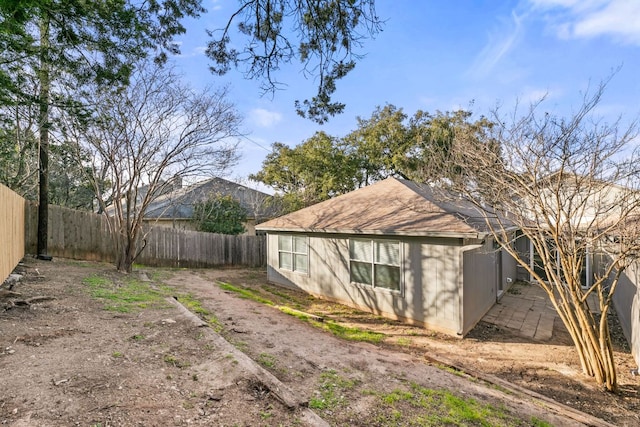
256,177,518,336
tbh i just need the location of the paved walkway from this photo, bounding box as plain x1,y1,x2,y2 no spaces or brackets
483,282,558,340
482,281,601,341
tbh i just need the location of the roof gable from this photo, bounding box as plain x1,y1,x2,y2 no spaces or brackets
256,177,493,237
144,177,273,220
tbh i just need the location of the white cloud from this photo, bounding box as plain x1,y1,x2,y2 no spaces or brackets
250,108,283,127
209,0,223,11
470,11,525,78
529,0,640,45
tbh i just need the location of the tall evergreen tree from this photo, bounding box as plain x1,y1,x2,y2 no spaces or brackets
207,0,382,123
0,0,205,257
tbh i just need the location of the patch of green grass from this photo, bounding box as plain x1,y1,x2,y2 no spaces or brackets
259,405,274,420
530,417,554,427
309,370,357,411
218,282,275,305
278,306,385,344
261,285,299,304
177,294,223,332
147,269,174,282
131,334,145,341
319,320,385,343
278,306,311,320
369,382,539,427
82,274,169,313
436,363,470,379
232,340,249,352
396,337,412,347
164,354,190,368
83,275,111,287
84,272,226,334
257,352,277,369
224,354,239,365
381,389,413,405
111,351,124,358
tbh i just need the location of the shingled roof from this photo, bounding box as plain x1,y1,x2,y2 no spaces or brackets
144,177,274,220
257,177,505,238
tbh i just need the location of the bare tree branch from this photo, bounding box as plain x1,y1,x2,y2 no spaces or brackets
428,81,639,392
63,60,242,272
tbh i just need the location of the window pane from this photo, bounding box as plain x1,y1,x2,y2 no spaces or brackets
375,241,399,265
350,261,372,285
350,239,371,262
279,252,293,270
293,236,308,254
375,265,401,291
294,254,308,273
278,235,292,252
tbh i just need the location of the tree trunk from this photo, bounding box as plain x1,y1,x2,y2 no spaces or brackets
551,289,617,391
37,15,51,257
116,247,135,273
115,228,138,273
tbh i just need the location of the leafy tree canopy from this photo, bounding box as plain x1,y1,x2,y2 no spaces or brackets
250,131,360,207
193,193,248,235
251,105,495,206
0,0,205,103
0,117,98,210
207,0,383,123
0,0,205,255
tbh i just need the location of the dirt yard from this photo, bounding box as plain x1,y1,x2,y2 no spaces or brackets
1,258,638,426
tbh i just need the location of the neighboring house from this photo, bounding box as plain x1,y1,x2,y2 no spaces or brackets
256,177,518,336
143,177,275,235
523,172,639,368
523,172,632,288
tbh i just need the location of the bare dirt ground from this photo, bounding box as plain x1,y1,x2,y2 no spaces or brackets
1,258,638,426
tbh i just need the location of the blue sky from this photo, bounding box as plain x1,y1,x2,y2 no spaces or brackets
173,0,640,188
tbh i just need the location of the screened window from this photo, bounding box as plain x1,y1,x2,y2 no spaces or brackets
349,239,401,291
278,235,309,273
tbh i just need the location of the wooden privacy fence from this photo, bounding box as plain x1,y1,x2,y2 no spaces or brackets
25,202,115,262
137,227,266,268
24,203,266,268
0,183,26,283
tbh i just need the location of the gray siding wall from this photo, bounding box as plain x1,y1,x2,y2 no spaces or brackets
501,248,518,290
461,238,518,335
265,232,469,335
406,237,463,334
462,240,497,335
611,260,640,369
593,252,639,369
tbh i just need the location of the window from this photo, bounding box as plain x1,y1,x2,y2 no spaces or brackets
350,239,401,291
278,235,308,273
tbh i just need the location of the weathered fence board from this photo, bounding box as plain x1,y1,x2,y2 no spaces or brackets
25,202,115,262
0,183,26,283
24,203,265,268
137,226,265,268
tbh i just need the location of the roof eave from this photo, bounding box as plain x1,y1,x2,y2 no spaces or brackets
255,226,484,239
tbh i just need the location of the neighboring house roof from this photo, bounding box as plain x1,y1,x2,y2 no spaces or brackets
257,177,509,238
143,177,274,220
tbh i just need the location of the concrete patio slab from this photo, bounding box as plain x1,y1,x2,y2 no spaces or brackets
482,281,603,340
482,281,558,340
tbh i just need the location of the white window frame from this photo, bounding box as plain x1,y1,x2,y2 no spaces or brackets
277,234,309,274
349,238,402,293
